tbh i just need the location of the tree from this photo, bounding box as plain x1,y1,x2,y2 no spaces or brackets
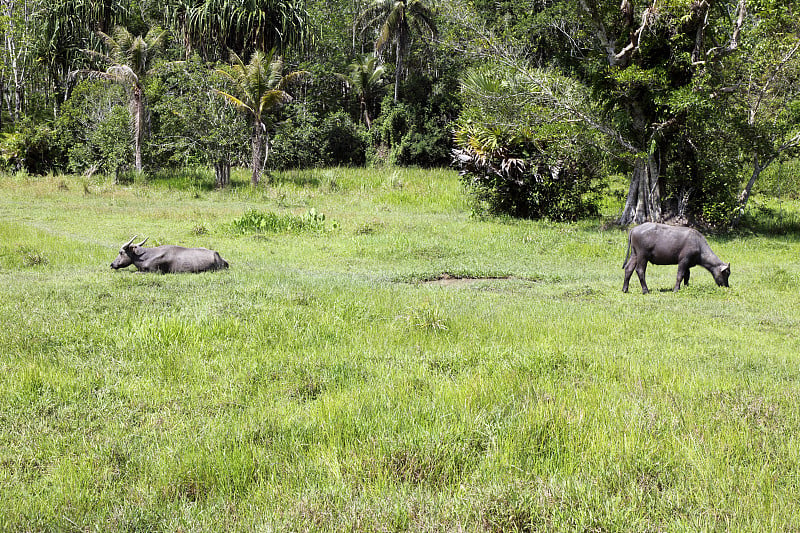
74,25,168,173
729,6,800,225
573,0,748,224
2,0,33,122
356,0,437,102
215,49,307,185
35,0,131,113
164,0,310,61
55,79,131,176
447,0,798,226
452,62,604,220
336,53,387,129
148,57,249,188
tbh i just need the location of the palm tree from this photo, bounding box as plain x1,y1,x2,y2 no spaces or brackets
336,54,387,129
356,0,437,102
215,50,307,185
76,25,167,173
165,0,309,61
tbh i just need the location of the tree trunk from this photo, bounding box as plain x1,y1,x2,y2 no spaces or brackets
214,160,230,189
394,41,402,102
361,96,371,130
132,85,144,173
4,0,28,123
14,82,24,121
732,154,772,227
251,122,263,186
618,154,662,225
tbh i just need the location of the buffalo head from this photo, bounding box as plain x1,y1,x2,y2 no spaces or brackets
712,263,731,287
110,235,148,269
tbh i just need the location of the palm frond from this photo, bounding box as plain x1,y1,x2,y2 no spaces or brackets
110,26,134,56
107,64,139,86
259,89,292,115
277,70,308,91
96,30,119,53
213,89,255,116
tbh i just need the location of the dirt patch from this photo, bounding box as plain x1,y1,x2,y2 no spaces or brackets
421,273,511,286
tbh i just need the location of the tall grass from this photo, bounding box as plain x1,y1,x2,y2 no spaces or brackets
1,169,800,531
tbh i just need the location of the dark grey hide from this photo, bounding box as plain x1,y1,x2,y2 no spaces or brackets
622,222,730,294
111,236,229,273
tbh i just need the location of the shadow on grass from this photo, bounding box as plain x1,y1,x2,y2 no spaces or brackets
142,167,331,192
733,205,800,240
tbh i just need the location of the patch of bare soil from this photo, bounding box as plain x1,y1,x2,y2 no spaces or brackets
421,273,511,286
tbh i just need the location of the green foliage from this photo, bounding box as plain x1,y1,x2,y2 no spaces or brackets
356,0,438,102
755,159,800,199
55,80,131,174
93,105,134,173
319,111,369,167
147,57,249,170
269,109,368,170
371,94,454,167
0,117,63,174
230,208,328,234
454,122,604,220
454,63,604,220
215,49,309,184
267,109,324,169
164,0,310,61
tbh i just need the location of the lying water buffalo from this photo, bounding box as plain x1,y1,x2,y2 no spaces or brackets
623,222,730,294
111,236,229,273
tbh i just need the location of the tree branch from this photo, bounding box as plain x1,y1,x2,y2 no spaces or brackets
578,0,655,68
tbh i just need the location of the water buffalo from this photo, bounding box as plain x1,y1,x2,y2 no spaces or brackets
622,222,730,294
111,236,229,273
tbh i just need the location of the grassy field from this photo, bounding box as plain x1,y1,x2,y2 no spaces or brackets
1,167,800,531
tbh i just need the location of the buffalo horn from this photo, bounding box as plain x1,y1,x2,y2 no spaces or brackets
135,237,148,247
122,235,137,248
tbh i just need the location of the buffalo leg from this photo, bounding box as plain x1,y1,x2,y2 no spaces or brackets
635,260,649,294
674,261,690,291
622,258,636,293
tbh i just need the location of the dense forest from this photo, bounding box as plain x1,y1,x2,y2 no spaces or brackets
1,0,799,225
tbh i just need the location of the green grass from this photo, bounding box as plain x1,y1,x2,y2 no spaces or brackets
2,168,800,531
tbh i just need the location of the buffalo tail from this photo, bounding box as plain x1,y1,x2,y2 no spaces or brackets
622,231,632,269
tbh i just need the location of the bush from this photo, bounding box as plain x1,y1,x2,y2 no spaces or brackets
371,98,454,167
453,122,603,221
55,80,131,174
269,109,368,170
268,110,324,170
318,111,368,167
230,208,328,234
0,118,63,174
146,58,249,173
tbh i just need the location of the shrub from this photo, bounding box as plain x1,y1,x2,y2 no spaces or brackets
230,209,328,234
268,110,324,170
55,80,131,174
453,121,603,221
318,111,368,167
269,109,367,170
0,118,63,174
371,97,455,167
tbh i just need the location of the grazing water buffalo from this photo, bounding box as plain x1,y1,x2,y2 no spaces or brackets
111,236,229,273
623,222,730,294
